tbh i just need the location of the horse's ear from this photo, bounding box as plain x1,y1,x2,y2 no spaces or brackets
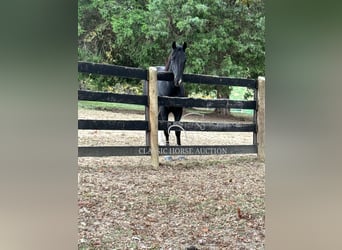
183,42,187,51
172,41,177,49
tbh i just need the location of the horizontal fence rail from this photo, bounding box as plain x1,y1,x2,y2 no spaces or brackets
78,145,257,157
78,90,147,105
78,90,255,109
78,120,148,130
78,62,257,88
159,121,256,132
158,72,257,88
159,96,256,109
79,62,147,80
78,120,256,132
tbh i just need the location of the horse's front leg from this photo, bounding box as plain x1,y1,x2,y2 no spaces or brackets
175,130,181,146
163,129,172,161
175,130,185,160
164,129,170,146
174,108,183,146
174,109,185,160
159,108,172,161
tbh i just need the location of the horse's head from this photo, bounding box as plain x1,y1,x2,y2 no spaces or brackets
167,41,187,87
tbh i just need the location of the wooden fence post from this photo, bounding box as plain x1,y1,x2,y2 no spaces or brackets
145,86,150,147
148,67,159,168
257,76,265,161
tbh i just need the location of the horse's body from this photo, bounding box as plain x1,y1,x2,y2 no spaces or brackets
145,42,187,160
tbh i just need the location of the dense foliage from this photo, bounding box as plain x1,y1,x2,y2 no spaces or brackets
78,0,264,102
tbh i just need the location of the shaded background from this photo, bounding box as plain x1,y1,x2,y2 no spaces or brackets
0,0,341,249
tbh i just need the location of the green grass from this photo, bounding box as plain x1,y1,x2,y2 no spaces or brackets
230,86,249,100
78,100,144,111
229,87,254,115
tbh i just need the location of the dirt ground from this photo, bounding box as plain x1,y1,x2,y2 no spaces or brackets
78,108,265,249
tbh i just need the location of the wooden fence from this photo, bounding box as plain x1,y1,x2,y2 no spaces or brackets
78,62,265,166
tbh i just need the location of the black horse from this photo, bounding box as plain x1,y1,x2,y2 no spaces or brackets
159,41,187,148
145,41,187,160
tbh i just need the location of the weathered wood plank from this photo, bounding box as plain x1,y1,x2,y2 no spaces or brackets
157,71,257,88
148,67,159,167
78,90,255,110
158,96,256,109
78,120,148,130
78,61,148,80
78,61,256,87
156,71,173,81
145,99,151,146
78,146,150,157
158,121,256,132
253,87,258,145
158,145,257,155
184,73,257,88
78,145,257,157
78,90,147,105
257,76,265,161
78,119,255,132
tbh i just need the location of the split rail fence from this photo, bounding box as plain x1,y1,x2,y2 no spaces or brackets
78,62,265,167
